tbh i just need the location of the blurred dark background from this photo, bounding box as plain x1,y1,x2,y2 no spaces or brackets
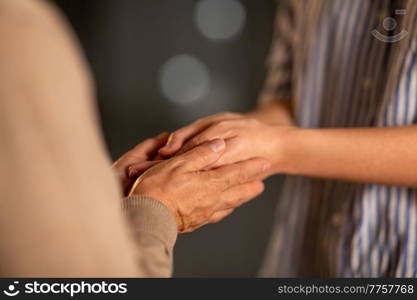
52,0,282,277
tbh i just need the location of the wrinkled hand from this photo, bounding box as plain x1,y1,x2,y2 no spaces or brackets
159,112,291,173
113,132,169,195
130,139,271,233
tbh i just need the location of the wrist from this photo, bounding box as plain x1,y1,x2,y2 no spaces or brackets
129,181,183,231
123,195,178,249
155,198,183,230
270,126,308,175
140,194,183,232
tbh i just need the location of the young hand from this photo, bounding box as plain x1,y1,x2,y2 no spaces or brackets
159,114,293,173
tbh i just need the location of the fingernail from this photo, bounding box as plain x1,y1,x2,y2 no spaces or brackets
209,139,225,152
262,162,272,171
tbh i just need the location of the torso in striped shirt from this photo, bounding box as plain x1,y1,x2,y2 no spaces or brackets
259,0,417,277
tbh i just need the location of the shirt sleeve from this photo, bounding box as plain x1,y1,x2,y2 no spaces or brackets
258,0,296,105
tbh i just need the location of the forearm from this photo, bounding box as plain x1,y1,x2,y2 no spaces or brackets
123,196,177,277
279,126,417,186
246,99,294,126
0,0,144,276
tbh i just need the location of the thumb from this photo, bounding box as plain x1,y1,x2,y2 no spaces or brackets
171,139,226,172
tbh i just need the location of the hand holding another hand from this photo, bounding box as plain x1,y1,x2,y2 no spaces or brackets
114,135,271,233
129,139,271,232
112,111,294,233
158,112,293,174
113,132,169,196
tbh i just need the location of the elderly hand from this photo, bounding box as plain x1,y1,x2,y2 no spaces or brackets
113,132,169,195
158,113,294,174
129,139,271,233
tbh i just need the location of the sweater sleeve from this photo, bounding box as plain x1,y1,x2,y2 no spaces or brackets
0,0,174,277
122,195,178,277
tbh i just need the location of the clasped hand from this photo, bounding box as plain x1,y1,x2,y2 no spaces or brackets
113,113,289,233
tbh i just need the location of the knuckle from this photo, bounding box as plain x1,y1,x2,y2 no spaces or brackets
192,145,209,158
236,165,248,183
190,136,203,147
171,165,184,178
220,175,234,189
171,156,185,167
213,171,233,189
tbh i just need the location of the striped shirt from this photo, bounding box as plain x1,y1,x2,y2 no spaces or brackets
259,0,417,277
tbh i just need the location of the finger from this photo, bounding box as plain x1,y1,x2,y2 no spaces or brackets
159,121,213,157
128,160,162,178
209,208,234,224
159,113,240,157
113,132,169,179
207,158,271,190
176,119,244,156
167,139,226,172
176,126,227,155
153,153,165,160
131,132,170,160
214,181,265,211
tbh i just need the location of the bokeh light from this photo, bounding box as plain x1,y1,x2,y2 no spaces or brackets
194,0,246,40
159,54,210,104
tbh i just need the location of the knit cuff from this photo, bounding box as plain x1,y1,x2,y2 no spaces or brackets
122,195,177,251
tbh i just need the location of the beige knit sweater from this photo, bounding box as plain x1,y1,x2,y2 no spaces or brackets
0,0,175,277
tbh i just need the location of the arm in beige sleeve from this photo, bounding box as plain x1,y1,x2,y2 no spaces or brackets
123,196,177,277
0,0,175,277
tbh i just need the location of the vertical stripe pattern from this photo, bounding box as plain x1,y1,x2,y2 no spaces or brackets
259,0,417,277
